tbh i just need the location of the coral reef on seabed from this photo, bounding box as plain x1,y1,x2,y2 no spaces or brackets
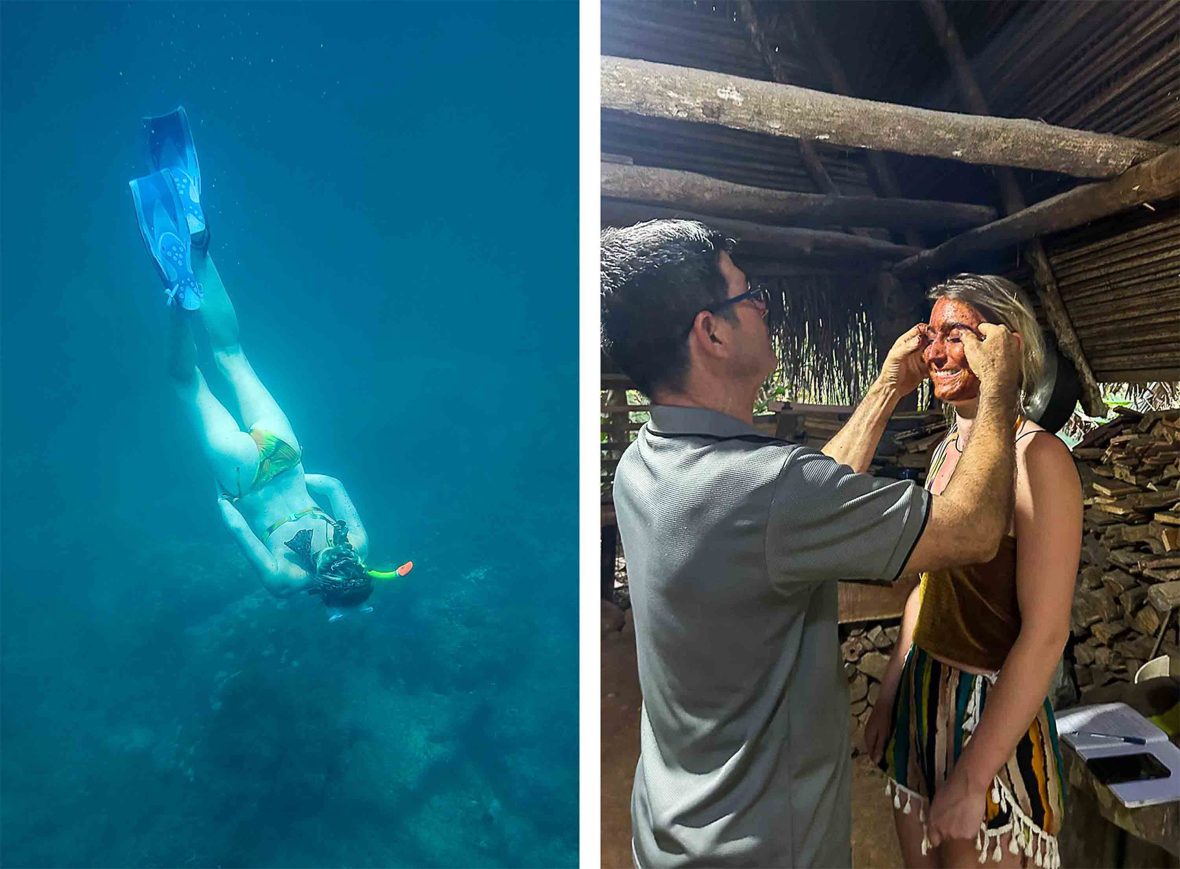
2,523,577,868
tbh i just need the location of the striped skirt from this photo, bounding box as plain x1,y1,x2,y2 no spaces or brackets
879,646,1066,868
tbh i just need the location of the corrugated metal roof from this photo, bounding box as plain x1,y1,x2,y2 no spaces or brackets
601,0,1180,386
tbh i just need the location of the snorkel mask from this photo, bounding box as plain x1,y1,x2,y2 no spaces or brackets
299,519,414,608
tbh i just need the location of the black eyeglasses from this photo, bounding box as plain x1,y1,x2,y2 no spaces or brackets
684,282,769,337
707,282,769,314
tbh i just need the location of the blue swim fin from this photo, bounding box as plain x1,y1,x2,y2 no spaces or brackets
144,107,206,246
129,170,203,310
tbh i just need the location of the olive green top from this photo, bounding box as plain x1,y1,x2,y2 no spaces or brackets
911,421,1023,672
913,536,1021,672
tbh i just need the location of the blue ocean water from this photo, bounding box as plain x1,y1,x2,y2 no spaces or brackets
1,3,578,866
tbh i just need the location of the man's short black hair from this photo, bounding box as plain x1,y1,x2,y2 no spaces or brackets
601,219,736,397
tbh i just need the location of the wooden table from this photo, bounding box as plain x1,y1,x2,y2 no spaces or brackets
1058,737,1179,867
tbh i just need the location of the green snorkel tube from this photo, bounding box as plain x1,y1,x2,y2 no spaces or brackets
307,519,414,608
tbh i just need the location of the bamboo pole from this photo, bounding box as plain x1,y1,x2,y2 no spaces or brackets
918,0,1111,416
892,148,1180,278
601,163,997,230
601,200,921,259
600,56,1167,178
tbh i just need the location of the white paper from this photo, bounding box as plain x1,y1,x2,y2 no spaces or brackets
1058,702,1168,752
1057,702,1180,808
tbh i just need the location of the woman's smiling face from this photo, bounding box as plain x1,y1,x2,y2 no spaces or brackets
923,297,984,403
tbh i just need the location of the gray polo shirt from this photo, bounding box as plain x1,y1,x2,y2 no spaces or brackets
614,405,930,869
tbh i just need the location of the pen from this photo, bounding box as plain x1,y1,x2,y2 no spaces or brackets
1071,731,1147,745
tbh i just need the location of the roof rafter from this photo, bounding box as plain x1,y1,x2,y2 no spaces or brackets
892,147,1180,279
602,163,998,231
601,55,1167,178
602,200,920,260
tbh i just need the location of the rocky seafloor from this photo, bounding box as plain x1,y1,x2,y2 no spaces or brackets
2,523,577,868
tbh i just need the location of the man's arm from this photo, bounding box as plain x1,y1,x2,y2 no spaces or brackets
217,498,306,596
821,380,901,472
765,325,1020,588
901,324,1021,574
305,474,369,559
822,324,926,472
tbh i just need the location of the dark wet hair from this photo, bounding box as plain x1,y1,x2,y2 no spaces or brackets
313,544,373,607
600,219,736,397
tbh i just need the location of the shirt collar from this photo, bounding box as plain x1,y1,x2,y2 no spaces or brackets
648,405,762,439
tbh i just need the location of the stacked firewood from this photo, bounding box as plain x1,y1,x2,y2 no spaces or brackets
884,414,950,471
771,402,947,473
1071,408,1180,690
842,622,900,754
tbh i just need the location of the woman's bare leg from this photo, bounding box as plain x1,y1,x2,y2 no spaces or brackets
192,250,300,449
168,306,258,495
894,802,938,869
939,833,1024,869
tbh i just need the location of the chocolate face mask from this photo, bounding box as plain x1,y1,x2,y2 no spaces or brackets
923,298,984,403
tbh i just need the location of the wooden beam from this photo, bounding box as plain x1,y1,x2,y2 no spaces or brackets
601,163,997,230
893,148,1180,278
919,0,1109,417
740,261,880,279
1097,368,1180,384
601,56,1167,178
601,200,921,260
838,575,919,624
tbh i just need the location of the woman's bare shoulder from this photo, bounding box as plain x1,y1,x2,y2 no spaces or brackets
1016,421,1069,456
1015,422,1077,492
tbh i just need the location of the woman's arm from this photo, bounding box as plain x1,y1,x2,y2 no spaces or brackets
884,581,923,702
305,473,370,559
864,579,921,760
927,433,1082,845
217,497,308,596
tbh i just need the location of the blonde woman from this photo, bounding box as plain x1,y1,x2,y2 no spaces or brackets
864,275,1082,868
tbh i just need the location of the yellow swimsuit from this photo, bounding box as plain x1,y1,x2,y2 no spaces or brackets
220,428,302,502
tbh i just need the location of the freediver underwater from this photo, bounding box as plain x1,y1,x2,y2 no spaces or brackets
128,107,413,622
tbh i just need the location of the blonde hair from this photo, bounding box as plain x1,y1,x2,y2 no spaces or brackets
927,274,1047,413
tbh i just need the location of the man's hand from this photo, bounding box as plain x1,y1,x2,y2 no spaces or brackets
927,767,988,847
877,323,930,397
960,323,1022,397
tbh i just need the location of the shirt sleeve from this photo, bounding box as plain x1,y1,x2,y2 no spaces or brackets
766,445,930,587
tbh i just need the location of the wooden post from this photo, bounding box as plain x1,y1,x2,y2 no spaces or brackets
919,0,1110,417
601,56,1167,178
601,515,619,601
602,200,921,259
893,148,1180,277
601,163,998,231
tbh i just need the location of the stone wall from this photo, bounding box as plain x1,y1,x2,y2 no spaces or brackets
842,621,900,755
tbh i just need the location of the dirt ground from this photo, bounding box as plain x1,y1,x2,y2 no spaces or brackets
602,608,903,869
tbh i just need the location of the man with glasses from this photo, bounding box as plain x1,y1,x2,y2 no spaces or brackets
601,219,1023,867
